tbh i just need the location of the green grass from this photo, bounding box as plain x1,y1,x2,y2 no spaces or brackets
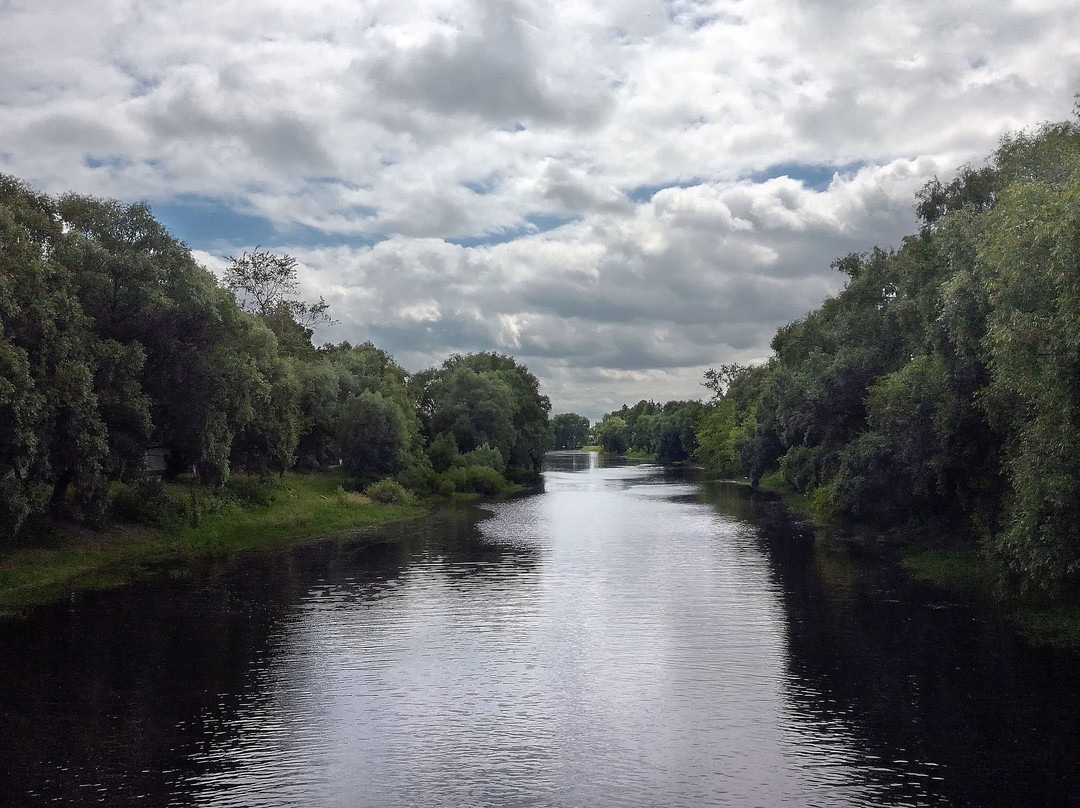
0,471,425,617
903,547,1080,652
755,471,814,516
1012,604,1080,650
902,548,998,596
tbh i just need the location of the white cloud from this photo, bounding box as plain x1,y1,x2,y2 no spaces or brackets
1,0,1077,419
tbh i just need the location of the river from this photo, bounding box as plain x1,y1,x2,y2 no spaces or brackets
1,451,1079,807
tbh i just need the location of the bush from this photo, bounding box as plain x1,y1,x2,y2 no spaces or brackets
223,474,276,506
364,478,414,506
436,474,458,497
462,464,507,495
807,484,838,523
455,442,506,474
427,432,459,473
441,466,468,493
396,463,439,497
111,480,191,527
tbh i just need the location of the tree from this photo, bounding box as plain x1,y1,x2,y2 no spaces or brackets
551,413,590,449
980,152,1080,588
337,391,411,482
702,363,746,400
595,416,629,454
654,401,705,463
695,401,738,475
424,353,553,479
223,247,334,352
0,176,109,531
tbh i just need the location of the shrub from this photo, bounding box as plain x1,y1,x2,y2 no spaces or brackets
462,464,507,495
364,478,414,506
223,474,276,506
456,442,506,474
396,463,439,497
807,484,838,523
111,480,191,527
436,474,458,497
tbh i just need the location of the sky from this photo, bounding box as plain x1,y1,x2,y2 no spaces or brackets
1,0,1077,421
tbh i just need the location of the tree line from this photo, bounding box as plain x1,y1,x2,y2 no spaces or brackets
0,176,553,539
590,115,1080,592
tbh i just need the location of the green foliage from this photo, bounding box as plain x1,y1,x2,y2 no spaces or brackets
456,442,507,475
806,485,837,523
363,478,414,506
111,479,195,528
427,432,459,473
654,401,704,463
457,464,510,495
223,474,277,507
698,115,1080,590
223,247,334,355
417,352,552,480
337,391,411,483
595,415,629,454
0,175,110,532
395,462,440,497
551,412,591,449
979,153,1080,589
0,174,558,577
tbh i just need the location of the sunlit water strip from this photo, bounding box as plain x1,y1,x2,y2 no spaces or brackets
176,456,944,807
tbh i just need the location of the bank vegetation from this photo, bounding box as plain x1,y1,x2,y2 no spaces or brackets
596,114,1080,599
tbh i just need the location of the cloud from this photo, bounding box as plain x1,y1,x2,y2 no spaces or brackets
1,0,1077,419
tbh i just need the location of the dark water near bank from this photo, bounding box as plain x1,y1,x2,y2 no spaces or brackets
2,452,1079,807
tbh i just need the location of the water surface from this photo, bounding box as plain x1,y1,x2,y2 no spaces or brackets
1,452,1078,806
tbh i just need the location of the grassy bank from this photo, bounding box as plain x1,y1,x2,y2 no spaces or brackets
902,548,1080,651
0,471,425,617
747,474,1080,652
755,471,816,516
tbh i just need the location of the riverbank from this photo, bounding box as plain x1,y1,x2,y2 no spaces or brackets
0,471,426,617
748,471,1080,651
901,548,1080,650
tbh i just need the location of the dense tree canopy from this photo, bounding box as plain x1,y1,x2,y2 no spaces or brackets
7,111,1080,594
0,176,554,539
593,399,707,463
589,115,1080,592
417,352,553,481
693,116,1080,591
551,413,591,450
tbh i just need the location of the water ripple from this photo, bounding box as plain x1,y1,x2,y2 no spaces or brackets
175,461,948,807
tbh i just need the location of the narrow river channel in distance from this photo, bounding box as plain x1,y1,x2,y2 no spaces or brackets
2,451,1080,807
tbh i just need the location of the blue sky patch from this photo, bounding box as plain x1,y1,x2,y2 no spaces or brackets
749,161,865,191
626,179,703,203
85,155,131,170
445,212,580,248
461,174,500,195
151,194,382,252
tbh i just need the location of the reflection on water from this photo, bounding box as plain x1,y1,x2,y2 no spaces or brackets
1,452,1078,806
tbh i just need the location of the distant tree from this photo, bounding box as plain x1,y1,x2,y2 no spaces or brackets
595,416,629,455
551,413,590,449
223,247,335,351
702,363,746,400
292,342,419,471
424,352,553,479
695,401,738,475
337,391,410,482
